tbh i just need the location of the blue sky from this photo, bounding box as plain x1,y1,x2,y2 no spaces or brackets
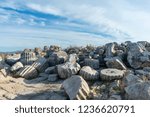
0,0,150,52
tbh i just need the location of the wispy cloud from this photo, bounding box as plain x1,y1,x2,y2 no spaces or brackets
0,0,150,51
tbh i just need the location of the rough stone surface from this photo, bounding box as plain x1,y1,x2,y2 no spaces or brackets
127,43,150,69
62,75,90,100
49,45,61,52
84,58,99,69
79,66,99,80
57,62,80,79
106,58,127,70
39,73,49,79
67,54,78,64
125,82,150,100
100,68,125,81
5,54,21,65
32,57,49,73
10,62,23,72
20,49,37,65
122,74,143,87
48,74,58,82
45,66,56,74
105,43,116,58
135,70,150,80
16,65,38,79
109,95,122,100
48,51,68,66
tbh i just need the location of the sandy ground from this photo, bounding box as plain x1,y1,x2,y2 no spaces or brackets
0,76,68,100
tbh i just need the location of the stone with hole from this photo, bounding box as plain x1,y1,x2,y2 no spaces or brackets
100,68,125,81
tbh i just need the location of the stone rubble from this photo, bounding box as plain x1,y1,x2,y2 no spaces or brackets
1,42,150,100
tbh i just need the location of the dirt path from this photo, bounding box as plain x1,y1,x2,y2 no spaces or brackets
0,76,67,100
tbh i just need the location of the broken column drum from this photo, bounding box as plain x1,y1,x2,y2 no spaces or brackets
21,49,37,65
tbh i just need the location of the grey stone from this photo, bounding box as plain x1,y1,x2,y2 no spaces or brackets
62,75,90,100
106,58,127,70
48,51,68,66
123,74,143,87
127,43,150,69
10,62,23,72
125,82,150,100
84,58,99,69
109,95,122,100
5,54,21,65
34,47,42,57
79,66,99,80
43,46,49,52
143,67,150,72
57,62,80,79
45,66,56,74
100,68,125,81
48,74,58,82
49,45,61,52
32,57,49,73
95,47,105,55
20,49,37,65
39,73,49,79
24,76,48,84
105,43,116,58
67,54,78,64
135,70,150,79
16,65,38,79
137,41,149,47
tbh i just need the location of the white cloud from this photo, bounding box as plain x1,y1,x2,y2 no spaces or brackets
1,0,150,52
27,3,62,16
25,2,130,41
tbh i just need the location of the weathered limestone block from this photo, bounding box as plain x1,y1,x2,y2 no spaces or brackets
48,51,68,66
84,58,99,69
67,54,78,64
106,58,127,70
125,82,150,100
105,43,116,58
122,74,143,87
57,62,80,79
48,74,58,82
10,62,24,72
5,54,21,65
62,75,90,100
